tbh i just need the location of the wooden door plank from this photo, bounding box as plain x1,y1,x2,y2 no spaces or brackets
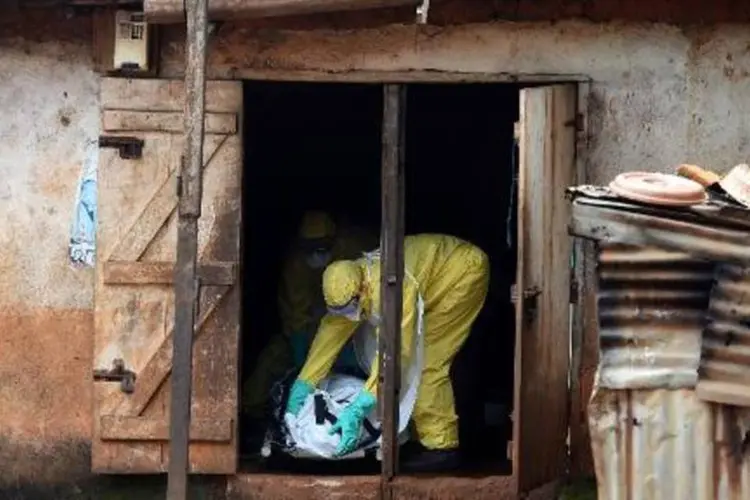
119,287,230,416
107,134,229,262
103,261,236,285
101,416,233,442
102,110,238,135
513,84,577,494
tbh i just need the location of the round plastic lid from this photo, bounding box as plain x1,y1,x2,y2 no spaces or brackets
609,171,707,206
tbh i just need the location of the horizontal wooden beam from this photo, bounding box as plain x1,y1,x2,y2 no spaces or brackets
101,78,242,113
144,0,420,23
103,261,236,286
102,110,237,134
100,415,233,442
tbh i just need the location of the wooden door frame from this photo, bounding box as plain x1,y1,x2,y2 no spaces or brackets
232,72,591,498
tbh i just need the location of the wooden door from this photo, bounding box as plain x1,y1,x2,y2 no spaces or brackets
92,78,242,473
513,84,577,494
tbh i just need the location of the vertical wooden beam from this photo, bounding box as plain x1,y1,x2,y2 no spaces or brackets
91,8,115,74
167,0,208,498
379,84,407,498
569,81,597,479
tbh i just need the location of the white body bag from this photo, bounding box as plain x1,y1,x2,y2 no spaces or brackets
264,262,426,461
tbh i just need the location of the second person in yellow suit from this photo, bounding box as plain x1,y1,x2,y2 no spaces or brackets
285,234,490,471
242,212,378,420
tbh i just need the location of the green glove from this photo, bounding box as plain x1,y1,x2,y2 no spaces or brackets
286,379,314,417
328,390,377,457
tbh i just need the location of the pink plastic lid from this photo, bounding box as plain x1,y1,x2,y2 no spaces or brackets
609,171,707,206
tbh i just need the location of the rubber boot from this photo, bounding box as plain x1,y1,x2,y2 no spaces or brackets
400,441,462,473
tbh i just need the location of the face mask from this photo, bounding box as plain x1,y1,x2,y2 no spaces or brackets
343,309,362,322
328,298,362,322
305,250,332,269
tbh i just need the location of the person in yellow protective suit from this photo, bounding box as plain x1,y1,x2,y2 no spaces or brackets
285,234,490,472
242,211,377,421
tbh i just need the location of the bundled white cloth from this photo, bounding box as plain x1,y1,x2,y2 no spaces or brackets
263,293,426,461
282,375,383,460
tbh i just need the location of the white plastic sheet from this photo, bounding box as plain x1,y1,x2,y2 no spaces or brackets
284,375,384,460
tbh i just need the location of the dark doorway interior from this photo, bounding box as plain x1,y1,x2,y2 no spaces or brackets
240,80,518,473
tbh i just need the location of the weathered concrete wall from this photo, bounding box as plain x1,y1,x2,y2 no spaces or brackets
5,3,750,496
160,21,750,177
0,11,99,491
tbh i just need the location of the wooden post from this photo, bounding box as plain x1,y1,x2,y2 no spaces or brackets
379,84,407,498
166,0,208,498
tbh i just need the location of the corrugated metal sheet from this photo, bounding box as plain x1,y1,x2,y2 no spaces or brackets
596,245,713,389
697,263,750,407
589,388,750,500
569,192,750,265
568,185,750,230
569,187,750,497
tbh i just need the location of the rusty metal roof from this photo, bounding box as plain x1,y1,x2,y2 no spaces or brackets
568,186,750,265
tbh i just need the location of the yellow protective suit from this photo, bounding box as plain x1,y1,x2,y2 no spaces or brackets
298,234,490,450
242,222,378,419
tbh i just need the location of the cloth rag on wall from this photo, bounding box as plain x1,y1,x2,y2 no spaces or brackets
69,140,98,268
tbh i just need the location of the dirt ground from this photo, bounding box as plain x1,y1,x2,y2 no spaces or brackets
0,475,598,499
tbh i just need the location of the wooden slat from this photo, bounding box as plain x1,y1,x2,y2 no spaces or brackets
100,77,242,113
92,8,115,74
144,0,420,23
120,287,230,416
513,84,577,494
100,416,232,442
107,134,229,262
102,110,238,134
103,261,236,285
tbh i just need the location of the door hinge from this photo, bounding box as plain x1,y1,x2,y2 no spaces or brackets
565,113,585,132
511,284,542,320
93,358,136,394
98,135,144,159
570,278,579,304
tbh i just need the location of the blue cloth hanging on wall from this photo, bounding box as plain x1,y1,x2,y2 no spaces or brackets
69,140,98,268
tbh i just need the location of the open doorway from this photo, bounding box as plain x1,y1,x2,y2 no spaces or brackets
239,81,519,474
